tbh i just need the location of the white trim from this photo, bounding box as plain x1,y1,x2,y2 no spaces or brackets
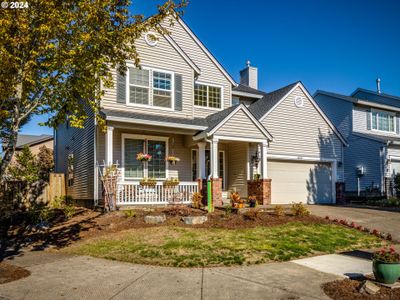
231,90,264,99
197,142,206,179
106,116,207,131
194,81,224,111
219,150,226,190
105,126,114,165
260,83,348,146
121,133,169,181
214,135,267,143
125,64,175,111
268,153,337,203
161,30,201,75
176,17,237,86
370,108,396,134
206,104,273,140
144,31,158,47
261,141,268,179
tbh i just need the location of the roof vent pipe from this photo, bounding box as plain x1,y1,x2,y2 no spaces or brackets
376,78,381,94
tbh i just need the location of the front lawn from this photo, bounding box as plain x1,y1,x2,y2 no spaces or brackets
63,222,382,267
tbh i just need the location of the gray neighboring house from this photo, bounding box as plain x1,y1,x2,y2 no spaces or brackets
55,16,347,207
314,84,400,196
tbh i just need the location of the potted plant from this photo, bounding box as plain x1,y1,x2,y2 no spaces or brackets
248,195,257,208
230,191,241,208
136,153,152,163
163,178,180,187
139,177,157,187
166,156,180,165
372,247,400,284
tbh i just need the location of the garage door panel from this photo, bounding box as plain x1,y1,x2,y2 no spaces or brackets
268,160,333,204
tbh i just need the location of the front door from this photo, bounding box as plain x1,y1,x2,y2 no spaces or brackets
192,149,226,190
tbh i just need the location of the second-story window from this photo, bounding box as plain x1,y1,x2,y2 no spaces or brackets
127,67,174,109
194,83,222,109
371,110,396,133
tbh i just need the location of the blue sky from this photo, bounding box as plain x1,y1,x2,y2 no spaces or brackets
22,0,400,136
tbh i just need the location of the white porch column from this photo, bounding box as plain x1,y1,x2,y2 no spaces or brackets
105,126,114,165
197,142,206,179
210,138,219,178
261,141,268,179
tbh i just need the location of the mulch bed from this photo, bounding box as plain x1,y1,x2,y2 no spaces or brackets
0,262,30,284
322,279,400,300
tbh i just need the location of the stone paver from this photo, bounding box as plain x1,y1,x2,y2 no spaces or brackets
308,205,400,241
0,252,339,300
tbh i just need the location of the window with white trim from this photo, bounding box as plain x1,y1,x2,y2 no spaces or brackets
123,136,167,179
194,83,221,109
127,67,173,109
371,110,396,133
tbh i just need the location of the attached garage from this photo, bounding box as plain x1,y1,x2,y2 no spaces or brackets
268,160,334,204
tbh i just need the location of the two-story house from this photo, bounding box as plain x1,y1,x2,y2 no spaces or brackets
315,82,400,197
54,16,347,207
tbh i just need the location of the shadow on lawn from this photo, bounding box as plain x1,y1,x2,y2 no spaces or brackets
0,209,103,262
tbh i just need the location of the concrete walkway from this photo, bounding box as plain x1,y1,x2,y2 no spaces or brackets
0,251,339,300
308,205,400,241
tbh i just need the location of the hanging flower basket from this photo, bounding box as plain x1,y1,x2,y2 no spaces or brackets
136,153,152,162
166,156,180,165
139,177,157,187
163,178,180,187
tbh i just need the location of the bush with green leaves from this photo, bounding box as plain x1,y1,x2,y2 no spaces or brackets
291,202,310,216
123,210,136,218
63,205,76,219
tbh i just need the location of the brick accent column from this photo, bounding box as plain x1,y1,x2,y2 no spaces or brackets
335,182,346,204
211,178,222,207
247,179,271,205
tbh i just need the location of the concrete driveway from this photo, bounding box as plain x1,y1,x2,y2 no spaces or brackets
308,205,400,241
0,251,338,300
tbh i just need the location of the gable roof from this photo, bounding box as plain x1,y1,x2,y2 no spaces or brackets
250,82,348,146
248,82,299,119
176,17,237,86
194,104,273,140
314,90,400,112
232,84,266,99
15,134,53,150
351,88,400,108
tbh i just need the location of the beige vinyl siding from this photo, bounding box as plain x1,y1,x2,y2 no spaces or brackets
268,160,333,204
262,87,344,179
162,19,232,117
214,109,267,140
227,142,248,197
101,32,195,118
55,111,95,202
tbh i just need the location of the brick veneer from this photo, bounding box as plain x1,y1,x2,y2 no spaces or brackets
247,179,272,205
211,178,223,207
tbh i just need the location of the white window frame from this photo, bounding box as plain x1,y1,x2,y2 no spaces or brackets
121,133,169,181
194,81,223,110
125,64,175,111
191,148,226,188
370,109,396,133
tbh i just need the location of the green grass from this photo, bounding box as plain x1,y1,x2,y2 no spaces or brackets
63,222,382,267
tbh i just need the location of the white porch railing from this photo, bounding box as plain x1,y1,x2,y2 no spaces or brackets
116,181,199,205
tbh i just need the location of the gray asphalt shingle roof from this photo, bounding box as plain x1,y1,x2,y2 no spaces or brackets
232,84,267,96
248,82,299,119
15,134,53,149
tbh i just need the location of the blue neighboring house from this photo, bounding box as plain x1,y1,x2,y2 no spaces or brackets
314,82,400,197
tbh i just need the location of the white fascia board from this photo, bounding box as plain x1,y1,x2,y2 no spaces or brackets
106,116,207,131
231,90,264,99
177,17,238,87
267,153,337,163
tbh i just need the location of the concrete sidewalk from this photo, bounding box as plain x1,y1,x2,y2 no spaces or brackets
1,251,339,300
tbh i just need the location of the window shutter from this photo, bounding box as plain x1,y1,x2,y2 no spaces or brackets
366,109,371,130
396,113,400,135
117,71,126,104
174,74,182,111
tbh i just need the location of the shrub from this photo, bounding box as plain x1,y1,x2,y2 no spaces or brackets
291,202,310,216
274,205,285,217
123,210,136,218
225,205,233,217
248,195,257,208
243,209,261,221
192,192,203,209
63,205,76,219
51,196,65,209
27,204,53,224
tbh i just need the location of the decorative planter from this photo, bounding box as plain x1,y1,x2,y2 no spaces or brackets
373,260,400,284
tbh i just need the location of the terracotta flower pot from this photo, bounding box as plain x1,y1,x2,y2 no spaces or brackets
373,260,400,284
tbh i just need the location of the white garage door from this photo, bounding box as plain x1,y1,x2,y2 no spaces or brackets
268,160,333,204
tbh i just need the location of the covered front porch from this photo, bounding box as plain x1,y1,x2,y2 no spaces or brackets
99,105,272,207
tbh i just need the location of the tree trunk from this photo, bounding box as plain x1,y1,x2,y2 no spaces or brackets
0,122,20,184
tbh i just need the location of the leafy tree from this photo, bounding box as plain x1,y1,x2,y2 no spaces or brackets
8,146,40,183
0,0,186,183
36,146,54,181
